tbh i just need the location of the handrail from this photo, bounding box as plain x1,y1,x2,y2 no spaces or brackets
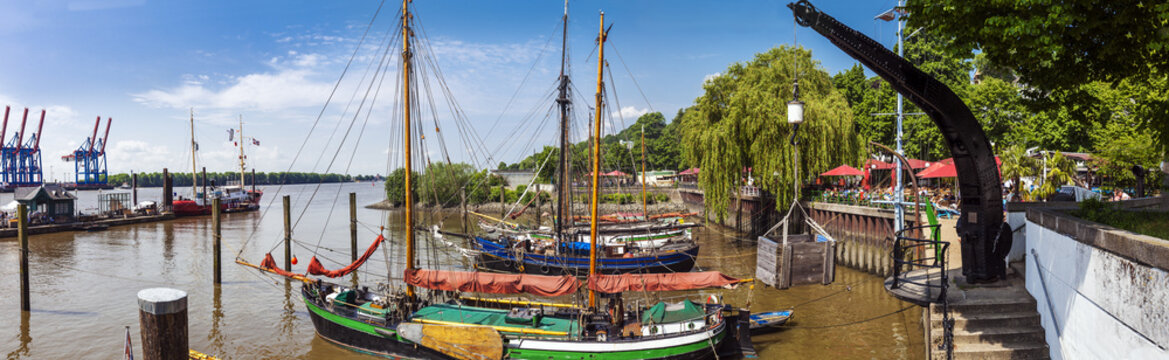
890,223,952,359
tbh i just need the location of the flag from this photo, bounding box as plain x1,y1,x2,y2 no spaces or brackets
124,326,134,360
252,139,260,146
194,142,199,151
227,128,234,141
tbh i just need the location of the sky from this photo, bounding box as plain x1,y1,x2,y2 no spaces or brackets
0,0,906,179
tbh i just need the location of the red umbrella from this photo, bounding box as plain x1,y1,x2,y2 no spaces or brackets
916,157,1001,178
605,170,628,177
679,167,699,175
820,165,865,177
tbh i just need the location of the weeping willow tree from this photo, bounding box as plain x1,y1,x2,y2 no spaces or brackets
680,46,865,218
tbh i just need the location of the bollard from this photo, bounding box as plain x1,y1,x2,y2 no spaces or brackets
137,288,188,360
18,204,29,311
350,192,357,262
212,198,221,284
283,195,291,271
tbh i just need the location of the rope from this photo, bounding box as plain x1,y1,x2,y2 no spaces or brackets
781,305,916,330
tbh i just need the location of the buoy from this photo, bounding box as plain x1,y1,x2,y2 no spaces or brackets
291,256,299,265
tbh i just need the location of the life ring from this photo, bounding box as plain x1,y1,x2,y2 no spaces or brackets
540,265,551,274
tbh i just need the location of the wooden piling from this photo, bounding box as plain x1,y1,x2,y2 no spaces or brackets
283,195,292,271
535,190,542,227
18,204,29,311
460,188,468,236
201,167,207,203
349,192,357,262
500,185,506,219
162,168,172,210
251,169,256,194
137,288,188,360
212,198,221,284
132,172,139,206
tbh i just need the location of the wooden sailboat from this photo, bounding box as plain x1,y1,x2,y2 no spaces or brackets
172,109,218,216
238,3,753,359
472,4,699,276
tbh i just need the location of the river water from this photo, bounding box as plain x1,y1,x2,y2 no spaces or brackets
0,182,922,359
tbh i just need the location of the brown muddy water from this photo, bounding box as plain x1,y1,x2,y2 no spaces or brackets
0,182,922,359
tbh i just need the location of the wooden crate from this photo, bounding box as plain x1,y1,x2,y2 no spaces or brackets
756,234,835,289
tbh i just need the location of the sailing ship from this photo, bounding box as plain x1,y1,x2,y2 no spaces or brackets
219,116,262,213
471,4,699,276
238,3,754,359
172,109,217,216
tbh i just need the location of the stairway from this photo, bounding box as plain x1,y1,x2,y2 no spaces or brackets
927,270,1050,360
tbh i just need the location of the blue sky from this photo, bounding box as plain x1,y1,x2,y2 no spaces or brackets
0,0,904,178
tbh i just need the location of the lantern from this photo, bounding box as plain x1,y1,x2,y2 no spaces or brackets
787,99,804,124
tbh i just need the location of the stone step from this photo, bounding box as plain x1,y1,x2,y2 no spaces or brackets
931,299,1037,316
930,311,1041,332
931,325,1047,348
931,340,1050,360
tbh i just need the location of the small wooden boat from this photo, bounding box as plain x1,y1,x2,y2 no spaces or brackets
748,310,792,333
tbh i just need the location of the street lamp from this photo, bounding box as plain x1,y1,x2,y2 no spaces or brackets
876,0,907,234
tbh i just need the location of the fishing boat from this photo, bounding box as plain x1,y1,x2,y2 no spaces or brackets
747,310,792,334
471,2,698,276
238,3,754,359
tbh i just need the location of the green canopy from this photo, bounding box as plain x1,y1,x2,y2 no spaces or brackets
642,300,705,324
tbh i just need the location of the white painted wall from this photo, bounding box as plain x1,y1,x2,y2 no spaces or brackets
1025,222,1169,360
1006,210,1027,262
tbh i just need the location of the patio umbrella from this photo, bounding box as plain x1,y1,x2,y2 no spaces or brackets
820,165,864,177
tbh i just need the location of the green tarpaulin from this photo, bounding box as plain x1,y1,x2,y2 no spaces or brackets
642,300,705,324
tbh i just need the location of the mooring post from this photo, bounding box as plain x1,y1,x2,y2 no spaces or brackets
251,168,257,194
460,188,468,236
162,168,172,211
137,288,188,360
132,172,139,206
283,195,292,271
500,185,506,219
201,167,207,204
535,189,542,227
349,192,357,262
212,198,221,284
18,204,29,311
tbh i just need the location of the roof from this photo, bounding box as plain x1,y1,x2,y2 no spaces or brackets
15,185,77,202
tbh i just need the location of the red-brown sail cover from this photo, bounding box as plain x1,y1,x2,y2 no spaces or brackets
404,269,581,297
260,253,303,278
306,235,384,278
587,272,741,293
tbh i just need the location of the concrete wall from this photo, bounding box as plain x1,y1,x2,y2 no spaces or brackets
1025,209,1169,360
1006,196,1166,263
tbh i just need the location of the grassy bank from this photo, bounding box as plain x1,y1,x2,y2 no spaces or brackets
1073,199,1169,239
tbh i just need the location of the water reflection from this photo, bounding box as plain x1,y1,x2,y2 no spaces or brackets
162,221,175,262
5,311,31,359
281,279,297,337
208,284,225,356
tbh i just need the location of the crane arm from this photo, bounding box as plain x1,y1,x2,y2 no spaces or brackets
1,106,9,148
15,108,27,153
33,110,44,150
87,116,100,155
99,117,112,154
788,0,1008,282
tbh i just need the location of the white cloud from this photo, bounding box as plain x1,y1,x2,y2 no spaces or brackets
611,106,648,120
703,73,720,83
132,54,334,111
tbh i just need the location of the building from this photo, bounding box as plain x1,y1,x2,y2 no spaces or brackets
637,170,678,187
15,184,76,221
490,170,537,189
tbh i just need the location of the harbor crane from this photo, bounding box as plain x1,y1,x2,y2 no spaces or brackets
1,106,46,188
61,116,111,187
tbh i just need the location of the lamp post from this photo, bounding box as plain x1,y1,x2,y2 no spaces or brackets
876,0,907,233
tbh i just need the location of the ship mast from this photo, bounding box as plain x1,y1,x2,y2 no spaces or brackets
641,124,647,218
190,109,197,203
588,10,606,309
402,0,416,298
555,0,572,239
239,115,246,188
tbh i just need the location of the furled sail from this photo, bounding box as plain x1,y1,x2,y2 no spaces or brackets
259,253,304,278
405,269,581,297
587,271,742,293
306,235,384,278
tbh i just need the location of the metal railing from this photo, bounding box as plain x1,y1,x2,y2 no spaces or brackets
889,223,952,359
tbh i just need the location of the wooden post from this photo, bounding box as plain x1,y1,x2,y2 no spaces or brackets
201,167,207,204
349,192,357,262
500,185,506,219
251,169,257,194
137,288,188,360
212,198,221,284
460,188,468,236
132,172,139,206
18,204,29,311
162,168,172,211
535,189,542,227
283,195,292,271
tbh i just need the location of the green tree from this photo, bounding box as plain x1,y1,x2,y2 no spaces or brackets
384,168,416,207
680,46,866,217
1031,152,1077,200
999,144,1038,200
